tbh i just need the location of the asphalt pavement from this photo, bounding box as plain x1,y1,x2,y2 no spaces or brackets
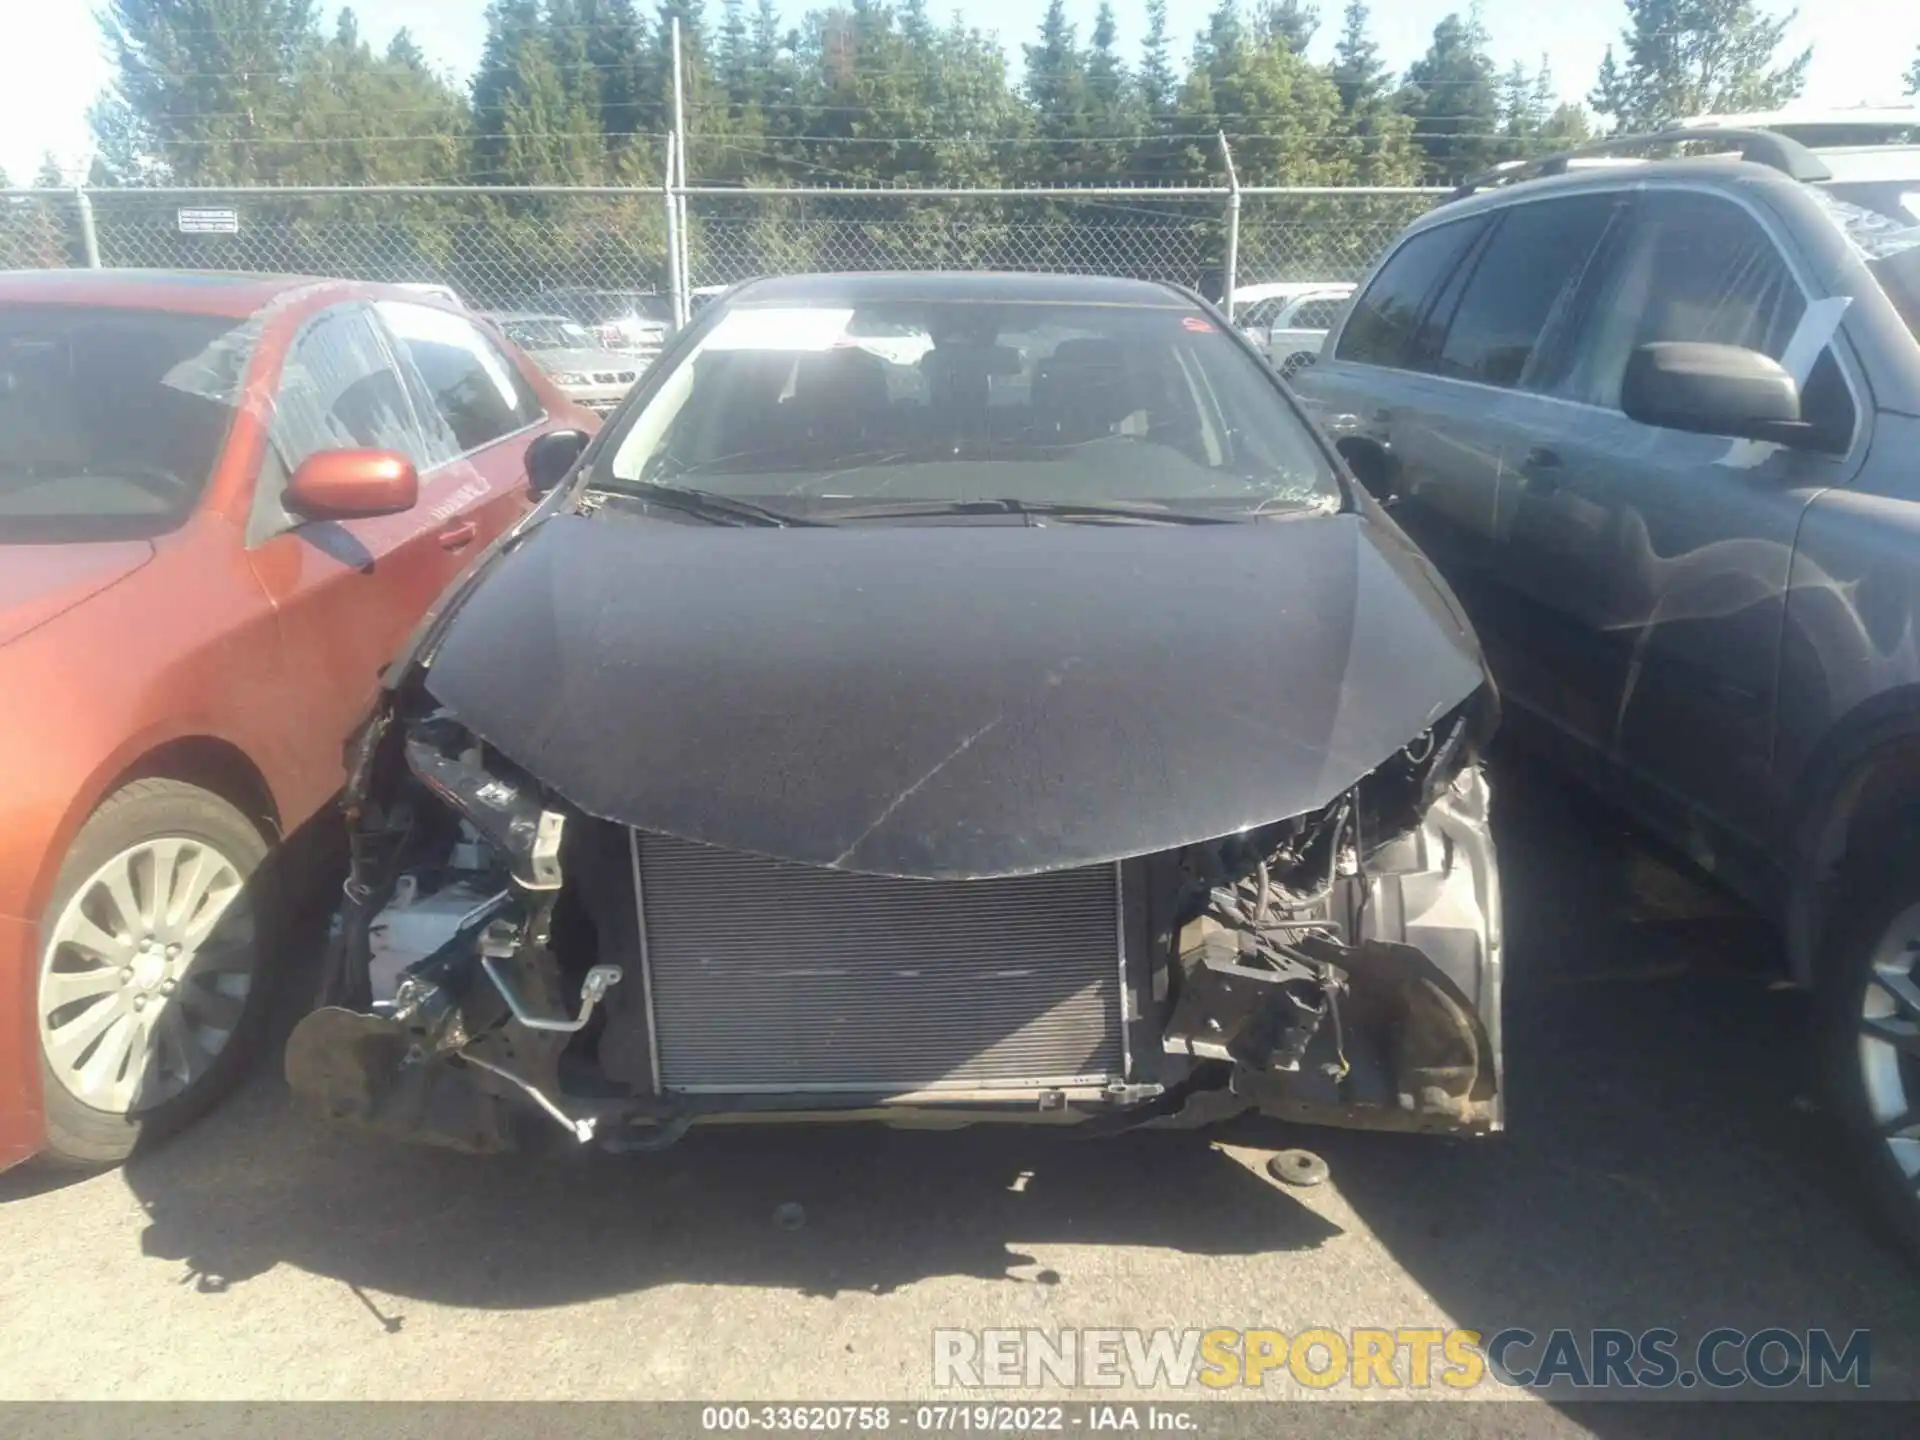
3,749,1920,1431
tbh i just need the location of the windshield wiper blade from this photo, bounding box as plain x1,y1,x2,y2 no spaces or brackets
595,479,827,527
825,497,1237,525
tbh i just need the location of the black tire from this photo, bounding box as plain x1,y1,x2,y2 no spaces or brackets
35,779,277,1168
1818,837,1920,1265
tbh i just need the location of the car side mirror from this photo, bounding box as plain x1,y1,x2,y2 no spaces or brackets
526,428,590,497
284,449,418,521
1621,342,1812,446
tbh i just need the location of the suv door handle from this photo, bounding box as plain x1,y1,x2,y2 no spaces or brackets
437,520,478,551
1520,447,1562,492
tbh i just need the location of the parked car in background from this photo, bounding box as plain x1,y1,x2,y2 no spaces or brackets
484,311,644,415
287,272,1505,1166
0,269,594,1172
1294,120,1920,1257
534,287,672,361
1233,282,1356,379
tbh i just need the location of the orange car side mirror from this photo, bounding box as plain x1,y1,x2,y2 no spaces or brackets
284,449,420,521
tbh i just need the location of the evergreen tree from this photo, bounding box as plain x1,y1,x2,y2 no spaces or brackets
1324,0,1420,183
1399,9,1503,184
1904,43,1918,95
94,0,321,184
1137,0,1177,121
1330,0,1385,111
577,0,650,163
1089,3,1127,113
472,1,605,184
1183,12,1347,184
387,28,429,70
1532,59,1592,147
1023,0,1098,182
274,8,470,184
1257,1,1318,55
1590,0,1810,132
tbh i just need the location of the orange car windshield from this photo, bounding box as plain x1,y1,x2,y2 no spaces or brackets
0,304,249,544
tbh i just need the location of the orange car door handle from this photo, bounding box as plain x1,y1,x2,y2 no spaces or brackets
437,520,478,551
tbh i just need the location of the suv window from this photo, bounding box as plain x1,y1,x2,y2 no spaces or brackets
1289,297,1347,331
1559,191,1811,409
1335,217,1486,368
376,301,544,458
1435,195,1618,388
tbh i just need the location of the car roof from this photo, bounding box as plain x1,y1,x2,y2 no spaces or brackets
1412,154,1784,230
0,267,486,322
727,271,1193,308
0,267,354,317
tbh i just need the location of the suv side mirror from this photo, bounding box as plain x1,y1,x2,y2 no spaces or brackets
526,428,590,497
1622,342,1811,445
284,449,418,521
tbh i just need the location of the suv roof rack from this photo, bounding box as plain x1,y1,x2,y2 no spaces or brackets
1449,126,1834,201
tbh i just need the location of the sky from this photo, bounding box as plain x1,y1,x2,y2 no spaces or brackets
5,0,1918,183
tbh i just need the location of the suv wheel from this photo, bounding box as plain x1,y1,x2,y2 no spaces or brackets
1820,843,1920,1263
35,779,276,1167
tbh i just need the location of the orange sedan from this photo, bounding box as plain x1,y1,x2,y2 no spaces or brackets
0,269,595,1168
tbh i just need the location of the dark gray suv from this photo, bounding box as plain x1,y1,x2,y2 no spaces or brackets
1295,127,1920,1257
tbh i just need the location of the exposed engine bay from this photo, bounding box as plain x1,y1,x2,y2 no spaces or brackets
288,691,1501,1154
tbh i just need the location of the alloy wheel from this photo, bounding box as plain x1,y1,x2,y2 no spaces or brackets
38,837,257,1115
1858,901,1920,1187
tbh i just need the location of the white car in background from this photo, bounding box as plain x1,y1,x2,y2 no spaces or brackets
1232,282,1356,380
535,287,674,361
483,311,644,415
1680,106,1920,224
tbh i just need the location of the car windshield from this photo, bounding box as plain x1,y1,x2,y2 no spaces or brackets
1812,190,1920,345
502,316,593,350
0,305,249,544
599,298,1339,519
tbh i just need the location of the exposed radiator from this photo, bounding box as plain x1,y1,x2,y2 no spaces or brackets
630,832,1127,1094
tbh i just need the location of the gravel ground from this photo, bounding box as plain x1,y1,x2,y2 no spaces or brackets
3,751,1918,1433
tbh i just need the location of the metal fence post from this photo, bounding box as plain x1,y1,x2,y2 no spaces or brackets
663,136,686,333
72,186,101,268
1218,133,1240,320
670,16,692,326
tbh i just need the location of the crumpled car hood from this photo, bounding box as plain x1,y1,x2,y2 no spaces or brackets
422,510,1486,879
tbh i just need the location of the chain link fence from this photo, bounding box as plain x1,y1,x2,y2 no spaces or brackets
1236,189,1447,285
3,182,1445,315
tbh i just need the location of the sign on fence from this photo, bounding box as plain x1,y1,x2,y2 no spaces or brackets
176,207,240,235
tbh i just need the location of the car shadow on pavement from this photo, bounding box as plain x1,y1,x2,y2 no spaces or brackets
114,1087,1341,1304
48,747,1920,1403
1302,746,1920,1406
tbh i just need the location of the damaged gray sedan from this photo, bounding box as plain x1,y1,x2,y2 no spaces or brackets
288,272,1505,1156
